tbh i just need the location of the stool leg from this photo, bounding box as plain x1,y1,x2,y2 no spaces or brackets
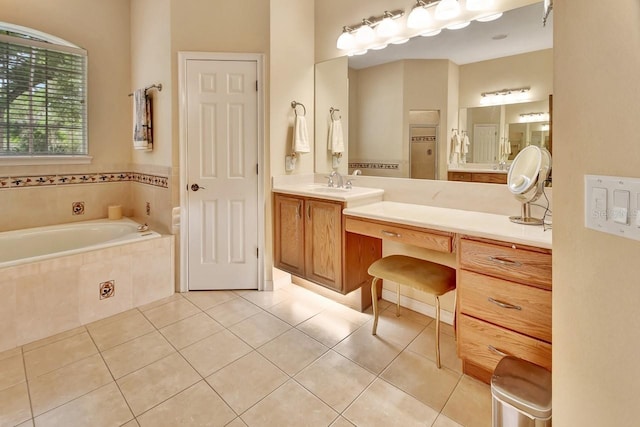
435,295,442,369
371,277,380,335
396,283,401,317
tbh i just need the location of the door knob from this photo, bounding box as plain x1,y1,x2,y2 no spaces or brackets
190,183,205,191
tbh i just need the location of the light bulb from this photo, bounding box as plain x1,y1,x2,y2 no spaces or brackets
370,43,389,50
446,21,470,30
420,28,442,37
336,29,355,50
466,0,492,11
355,23,375,45
476,12,503,22
435,0,460,20
407,5,431,29
376,14,399,38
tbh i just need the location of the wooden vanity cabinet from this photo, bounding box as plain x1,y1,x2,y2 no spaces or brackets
273,192,380,295
448,171,507,184
457,236,552,383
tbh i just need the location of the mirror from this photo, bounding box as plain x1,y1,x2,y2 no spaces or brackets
507,145,552,225
461,99,550,164
314,1,553,180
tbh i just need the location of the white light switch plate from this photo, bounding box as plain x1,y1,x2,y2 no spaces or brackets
585,175,640,241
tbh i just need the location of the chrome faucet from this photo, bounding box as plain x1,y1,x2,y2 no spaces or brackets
329,170,344,188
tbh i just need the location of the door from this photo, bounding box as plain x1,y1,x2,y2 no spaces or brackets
410,126,437,180
185,59,258,290
304,199,343,291
473,124,498,163
274,194,305,277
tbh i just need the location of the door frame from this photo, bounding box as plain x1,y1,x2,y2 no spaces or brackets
178,51,265,292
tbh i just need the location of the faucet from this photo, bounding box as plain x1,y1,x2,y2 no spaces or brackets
329,170,344,188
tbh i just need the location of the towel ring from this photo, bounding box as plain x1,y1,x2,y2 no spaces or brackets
330,107,341,121
291,101,306,117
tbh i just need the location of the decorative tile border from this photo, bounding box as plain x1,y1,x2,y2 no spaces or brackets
0,171,169,189
348,162,400,170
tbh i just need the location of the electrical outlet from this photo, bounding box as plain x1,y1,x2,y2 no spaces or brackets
146,202,151,216
72,201,85,215
99,280,115,299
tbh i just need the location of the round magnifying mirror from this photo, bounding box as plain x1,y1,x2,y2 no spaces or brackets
507,145,551,225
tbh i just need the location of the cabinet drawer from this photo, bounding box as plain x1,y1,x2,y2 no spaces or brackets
471,173,507,184
448,172,472,182
458,314,552,373
459,238,552,289
458,270,552,342
345,217,453,253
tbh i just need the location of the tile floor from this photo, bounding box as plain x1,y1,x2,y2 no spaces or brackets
0,283,492,427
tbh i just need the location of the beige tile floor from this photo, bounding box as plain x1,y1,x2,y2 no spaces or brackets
0,283,492,427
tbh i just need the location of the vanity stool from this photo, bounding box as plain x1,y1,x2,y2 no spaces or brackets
369,254,456,368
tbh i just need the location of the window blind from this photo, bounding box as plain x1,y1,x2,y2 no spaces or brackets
0,32,87,156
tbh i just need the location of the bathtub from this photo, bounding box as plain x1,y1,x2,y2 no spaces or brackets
0,218,174,352
0,218,161,268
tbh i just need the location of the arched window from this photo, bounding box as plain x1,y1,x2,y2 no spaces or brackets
0,23,87,157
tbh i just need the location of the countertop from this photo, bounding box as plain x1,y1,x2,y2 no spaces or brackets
448,167,509,174
343,201,552,249
272,183,384,207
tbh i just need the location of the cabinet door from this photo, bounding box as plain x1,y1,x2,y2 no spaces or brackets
274,194,305,276
305,199,343,291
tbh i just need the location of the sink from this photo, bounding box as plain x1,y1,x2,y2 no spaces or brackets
310,187,350,193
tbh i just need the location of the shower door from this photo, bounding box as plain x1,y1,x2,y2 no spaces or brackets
410,125,438,180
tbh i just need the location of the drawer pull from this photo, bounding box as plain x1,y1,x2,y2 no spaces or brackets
488,345,511,357
487,256,522,267
381,230,401,238
487,297,522,311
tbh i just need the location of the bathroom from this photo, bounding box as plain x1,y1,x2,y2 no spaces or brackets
0,0,638,426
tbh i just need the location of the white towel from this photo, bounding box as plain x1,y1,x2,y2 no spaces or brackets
449,131,461,164
292,115,310,154
461,133,470,163
499,138,511,160
133,89,152,150
328,118,345,155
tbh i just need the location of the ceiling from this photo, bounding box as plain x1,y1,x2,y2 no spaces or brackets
348,2,553,69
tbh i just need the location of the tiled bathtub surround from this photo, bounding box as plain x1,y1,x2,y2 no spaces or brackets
0,171,169,189
0,235,175,353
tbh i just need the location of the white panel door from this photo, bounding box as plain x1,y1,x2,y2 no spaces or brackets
186,59,258,290
473,124,498,163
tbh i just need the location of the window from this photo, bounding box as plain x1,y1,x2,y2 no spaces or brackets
0,23,87,157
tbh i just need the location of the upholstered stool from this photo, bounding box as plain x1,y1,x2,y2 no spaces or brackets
368,254,456,368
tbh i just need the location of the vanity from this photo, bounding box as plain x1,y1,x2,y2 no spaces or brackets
272,181,552,384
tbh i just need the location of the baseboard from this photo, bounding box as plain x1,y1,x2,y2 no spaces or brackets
381,289,454,325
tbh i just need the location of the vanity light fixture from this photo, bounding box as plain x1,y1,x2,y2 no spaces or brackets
481,87,530,98
355,19,375,45
476,12,503,22
376,11,400,38
446,21,471,30
466,0,493,11
336,26,355,50
407,0,439,30
435,0,461,20
519,112,549,122
420,28,442,37
480,87,530,105
336,10,404,51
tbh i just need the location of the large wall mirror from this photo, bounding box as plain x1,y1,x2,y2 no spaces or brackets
315,1,553,181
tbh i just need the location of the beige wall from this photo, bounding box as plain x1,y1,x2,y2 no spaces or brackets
0,0,132,172
554,1,640,425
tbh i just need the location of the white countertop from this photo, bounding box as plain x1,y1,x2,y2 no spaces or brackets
448,167,508,174
343,201,552,249
273,183,384,207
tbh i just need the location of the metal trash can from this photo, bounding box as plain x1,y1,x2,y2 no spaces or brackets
491,356,552,427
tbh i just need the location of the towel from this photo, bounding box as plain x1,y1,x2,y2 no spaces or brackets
328,118,345,155
449,131,461,164
133,89,153,150
461,133,470,163
292,115,310,154
499,138,511,161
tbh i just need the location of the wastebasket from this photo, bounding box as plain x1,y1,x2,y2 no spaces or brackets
491,356,552,427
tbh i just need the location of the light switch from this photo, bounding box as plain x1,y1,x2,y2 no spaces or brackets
613,190,630,225
591,187,607,220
